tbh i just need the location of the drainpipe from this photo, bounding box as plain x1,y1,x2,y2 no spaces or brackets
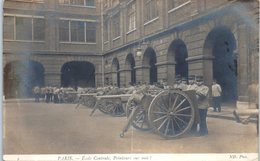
100,0,105,87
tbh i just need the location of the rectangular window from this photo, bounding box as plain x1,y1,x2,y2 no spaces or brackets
16,17,32,40
4,16,15,40
59,19,96,43
5,0,44,2
104,18,109,42
127,1,136,32
59,0,95,6
59,20,70,41
59,0,70,4
144,0,158,22
112,13,120,38
3,15,45,41
86,22,96,42
33,18,45,41
70,0,84,5
86,0,95,6
71,21,85,42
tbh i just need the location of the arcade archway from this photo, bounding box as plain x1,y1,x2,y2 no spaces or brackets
112,58,120,87
143,47,157,84
168,39,188,79
61,61,95,89
125,53,136,86
203,26,237,102
4,60,45,98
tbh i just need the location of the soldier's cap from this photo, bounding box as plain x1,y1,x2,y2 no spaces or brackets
196,75,204,81
188,75,196,80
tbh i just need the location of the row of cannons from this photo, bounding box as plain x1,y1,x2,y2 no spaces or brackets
65,85,201,139
62,84,258,138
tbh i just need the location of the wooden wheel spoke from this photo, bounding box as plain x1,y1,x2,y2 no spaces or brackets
152,111,168,115
174,113,191,117
164,119,171,136
155,102,168,112
173,117,181,130
171,94,179,110
173,98,187,112
174,115,188,125
161,94,170,109
153,115,167,123
158,118,169,131
171,119,175,135
135,113,144,123
175,106,191,113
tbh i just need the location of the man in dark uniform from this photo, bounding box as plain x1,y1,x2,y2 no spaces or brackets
195,75,209,136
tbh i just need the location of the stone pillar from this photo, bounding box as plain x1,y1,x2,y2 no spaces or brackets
123,69,132,87
142,65,150,84
166,62,176,86
111,71,117,86
135,66,143,84
118,69,126,88
134,65,149,84
44,72,60,86
95,72,103,87
237,24,250,103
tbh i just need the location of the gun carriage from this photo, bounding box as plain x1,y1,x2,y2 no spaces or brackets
120,89,200,139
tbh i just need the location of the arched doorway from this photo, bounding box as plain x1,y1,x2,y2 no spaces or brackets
4,60,45,98
168,39,188,79
203,26,237,102
61,61,95,89
125,53,136,86
143,48,157,84
112,58,120,87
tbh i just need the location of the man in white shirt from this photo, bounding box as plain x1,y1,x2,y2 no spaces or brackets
212,79,222,112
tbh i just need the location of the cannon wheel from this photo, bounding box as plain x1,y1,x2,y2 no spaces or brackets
126,99,153,131
148,90,195,139
83,96,96,108
99,99,125,117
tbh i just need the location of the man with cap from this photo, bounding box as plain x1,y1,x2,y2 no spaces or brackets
187,75,198,91
195,75,209,136
173,75,182,90
179,77,188,91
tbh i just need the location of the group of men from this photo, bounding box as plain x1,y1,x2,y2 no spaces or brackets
173,75,222,136
33,86,68,103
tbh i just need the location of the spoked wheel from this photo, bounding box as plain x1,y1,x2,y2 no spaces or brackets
148,90,195,139
83,96,96,108
99,99,125,117
126,98,153,131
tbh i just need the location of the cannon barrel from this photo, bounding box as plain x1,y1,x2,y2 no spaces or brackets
234,109,258,116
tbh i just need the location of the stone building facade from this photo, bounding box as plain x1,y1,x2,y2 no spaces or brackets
3,0,259,106
3,0,103,98
102,0,259,105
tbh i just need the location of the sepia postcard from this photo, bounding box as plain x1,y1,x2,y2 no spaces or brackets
1,0,259,161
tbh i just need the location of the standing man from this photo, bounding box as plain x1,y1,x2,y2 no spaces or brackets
173,75,182,90
179,77,188,91
195,76,209,136
212,79,222,112
33,86,40,102
187,75,198,91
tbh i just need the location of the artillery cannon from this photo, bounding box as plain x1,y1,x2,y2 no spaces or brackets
90,94,132,117
120,89,200,139
75,93,97,109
